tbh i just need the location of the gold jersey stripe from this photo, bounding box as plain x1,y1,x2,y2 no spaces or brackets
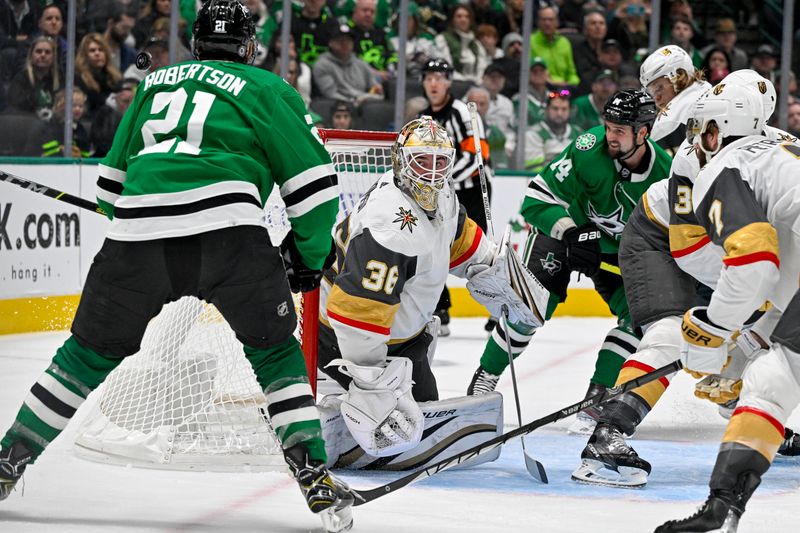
722,409,784,461
326,284,399,330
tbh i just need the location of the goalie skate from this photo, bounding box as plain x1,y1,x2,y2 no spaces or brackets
571,424,650,488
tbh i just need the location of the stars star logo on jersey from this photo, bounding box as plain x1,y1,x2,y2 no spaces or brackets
393,206,418,233
587,202,626,238
540,252,562,276
575,133,596,151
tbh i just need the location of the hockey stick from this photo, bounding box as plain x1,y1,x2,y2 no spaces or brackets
500,304,548,483
466,102,494,242
351,359,682,506
0,170,107,216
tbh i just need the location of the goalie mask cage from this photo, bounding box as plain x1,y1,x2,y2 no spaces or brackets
73,129,397,472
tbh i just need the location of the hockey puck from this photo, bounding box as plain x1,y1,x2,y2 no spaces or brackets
135,51,152,71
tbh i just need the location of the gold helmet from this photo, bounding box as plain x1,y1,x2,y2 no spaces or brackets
391,116,455,215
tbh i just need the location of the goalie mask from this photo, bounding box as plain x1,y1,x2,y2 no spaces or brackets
391,116,455,216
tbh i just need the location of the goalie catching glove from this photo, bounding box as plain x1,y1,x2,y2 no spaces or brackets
680,307,735,375
466,227,548,328
330,357,424,457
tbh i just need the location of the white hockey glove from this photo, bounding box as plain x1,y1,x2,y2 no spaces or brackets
466,228,548,328
332,358,423,457
680,307,735,376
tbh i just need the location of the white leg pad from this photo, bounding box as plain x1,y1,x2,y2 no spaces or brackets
737,344,800,425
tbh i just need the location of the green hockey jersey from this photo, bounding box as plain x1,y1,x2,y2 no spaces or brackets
98,60,338,270
521,125,672,254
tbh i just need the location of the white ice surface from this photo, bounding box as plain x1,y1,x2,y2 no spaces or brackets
1,318,798,532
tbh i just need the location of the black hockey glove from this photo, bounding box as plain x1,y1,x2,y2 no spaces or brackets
563,224,602,276
280,233,326,293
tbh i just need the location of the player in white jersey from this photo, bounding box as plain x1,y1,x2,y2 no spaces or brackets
572,72,800,489
655,83,800,532
640,44,711,155
316,117,546,459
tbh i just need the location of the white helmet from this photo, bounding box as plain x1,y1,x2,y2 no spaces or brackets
391,116,455,215
639,45,695,90
722,69,776,120
687,83,765,158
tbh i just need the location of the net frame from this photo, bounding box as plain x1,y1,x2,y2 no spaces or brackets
73,129,397,472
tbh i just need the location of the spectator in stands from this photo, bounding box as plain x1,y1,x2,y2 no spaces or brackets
312,24,383,105
524,90,577,173
751,44,779,84
329,100,354,129
36,87,91,157
497,0,524,38
35,4,66,71
787,100,800,137
559,0,603,32
0,0,40,86
481,63,515,159
607,0,650,60
132,0,171,49
90,78,137,157
775,70,798,105
147,16,192,61
512,56,552,126
267,39,312,107
572,8,607,97
334,0,392,31
701,47,732,85
74,32,122,118
469,0,504,29
469,79,508,167
529,5,580,88
6,35,60,119
700,18,748,71
291,0,338,66
102,7,137,72
476,24,501,60
244,0,271,66
348,0,396,81
494,31,522,97
662,0,706,50
433,4,489,84
669,16,701,68
571,68,618,132
123,37,169,81
389,3,436,78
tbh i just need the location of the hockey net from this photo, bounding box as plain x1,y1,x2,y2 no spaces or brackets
74,129,397,471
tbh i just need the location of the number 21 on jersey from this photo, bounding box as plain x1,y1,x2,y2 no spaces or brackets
138,88,215,156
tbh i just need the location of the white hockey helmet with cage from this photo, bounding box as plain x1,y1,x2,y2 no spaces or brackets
639,45,695,92
722,69,777,120
687,83,765,158
391,116,455,215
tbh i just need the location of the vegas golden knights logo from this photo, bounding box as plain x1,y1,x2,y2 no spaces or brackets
712,84,725,95
660,48,672,56
757,81,767,94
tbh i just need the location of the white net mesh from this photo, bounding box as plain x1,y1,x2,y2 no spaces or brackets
74,130,395,471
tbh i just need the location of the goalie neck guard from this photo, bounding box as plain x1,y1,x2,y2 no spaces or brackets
391,116,455,217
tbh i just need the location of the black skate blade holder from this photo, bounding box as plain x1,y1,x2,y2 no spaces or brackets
501,305,548,483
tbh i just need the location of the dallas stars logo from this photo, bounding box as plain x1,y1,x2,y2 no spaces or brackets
393,206,418,233
587,202,626,238
540,252,562,276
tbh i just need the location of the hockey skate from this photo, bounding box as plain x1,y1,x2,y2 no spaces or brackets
655,495,741,533
466,365,500,395
284,444,354,532
567,383,606,435
0,441,32,501
571,424,651,488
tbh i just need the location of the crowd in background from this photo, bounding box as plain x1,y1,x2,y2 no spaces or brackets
0,0,798,167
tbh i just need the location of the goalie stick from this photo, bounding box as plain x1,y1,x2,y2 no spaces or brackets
0,168,322,392
351,359,683,506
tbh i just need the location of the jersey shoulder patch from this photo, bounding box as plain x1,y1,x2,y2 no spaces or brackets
575,132,597,151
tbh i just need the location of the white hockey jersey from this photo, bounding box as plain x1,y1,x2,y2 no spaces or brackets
320,171,494,366
650,80,711,154
642,128,799,290
691,135,800,330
